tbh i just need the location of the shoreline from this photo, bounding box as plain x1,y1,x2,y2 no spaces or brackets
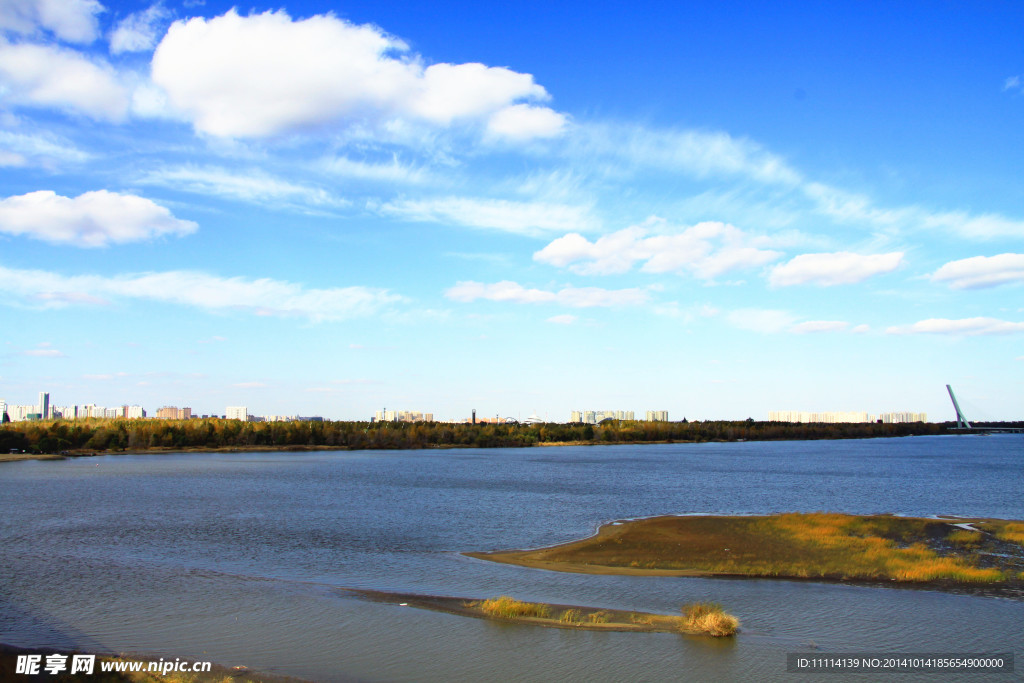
343,588,734,635
0,431,956,464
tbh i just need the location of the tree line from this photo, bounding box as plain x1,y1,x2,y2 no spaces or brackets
0,417,952,455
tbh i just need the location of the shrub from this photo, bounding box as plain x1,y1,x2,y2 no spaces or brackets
559,609,582,624
681,602,739,637
478,596,551,619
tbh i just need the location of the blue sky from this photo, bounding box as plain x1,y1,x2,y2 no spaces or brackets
1,0,1022,421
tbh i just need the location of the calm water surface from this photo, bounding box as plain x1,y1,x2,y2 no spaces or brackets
2,435,1022,681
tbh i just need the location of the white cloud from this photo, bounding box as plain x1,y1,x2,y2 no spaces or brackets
0,264,403,322
534,219,782,278
487,104,567,141
150,10,564,140
769,251,904,287
137,166,349,209
445,280,648,308
109,3,170,54
725,309,798,334
0,190,196,247
887,317,1024,336
0,0,103,44
931,254,1024,289
0,38,130,120
789,320,849,334
803,182,1024,239
546,314,577,325
320,156,426,184
571,122,804,186
1004,75,1022,92
382,197,595,236
0,130,89,167
22,348,65,357
232,381,266,388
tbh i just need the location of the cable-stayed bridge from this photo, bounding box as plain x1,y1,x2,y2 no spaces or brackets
946,385,1023,433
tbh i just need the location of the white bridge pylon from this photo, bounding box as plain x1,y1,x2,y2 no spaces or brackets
946,384,972,430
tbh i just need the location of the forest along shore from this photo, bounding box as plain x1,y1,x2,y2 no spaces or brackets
467,513,1024,598
0,417,955,459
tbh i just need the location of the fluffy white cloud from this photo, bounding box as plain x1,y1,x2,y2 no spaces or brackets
151,10,564,140
445,280,648,308
0,264,402,321
109,3,169,54
382,197,595,236
0,0,103,43
487,104,567,141
0,39,130,120
534,219,781,278
0,190,196,246
887,317,1024,336
931,254,1024,289
137,166,349,209
769,251,904,287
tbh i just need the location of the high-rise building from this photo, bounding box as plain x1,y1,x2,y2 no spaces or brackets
645,410,669,422
226,406,249,421
38,392,50,420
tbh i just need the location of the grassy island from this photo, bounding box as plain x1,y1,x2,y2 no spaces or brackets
350,589,738,636
467,513,1024,593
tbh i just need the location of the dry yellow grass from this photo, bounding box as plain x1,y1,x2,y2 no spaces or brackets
478,513,1021,584
559,609,582,624
995,522,1024,545
680,602,739,637
478,596,551,619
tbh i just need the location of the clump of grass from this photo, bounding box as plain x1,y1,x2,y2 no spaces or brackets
559,609,582,624
995,522,1024,545
680,602,739,637
629,612,654,625
947,529,984,548
478,595,551,619
587,610,612,624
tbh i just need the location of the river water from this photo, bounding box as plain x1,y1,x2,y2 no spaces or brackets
1,435,1021,681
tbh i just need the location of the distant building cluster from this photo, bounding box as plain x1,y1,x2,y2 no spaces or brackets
374,410,434,423
0,393,324,424
1,393,147,422
768,410,927,424
570,410,668,423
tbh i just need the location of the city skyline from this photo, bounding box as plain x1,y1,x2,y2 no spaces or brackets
1,2,1023,421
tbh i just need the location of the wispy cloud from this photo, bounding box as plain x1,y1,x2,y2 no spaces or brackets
382,196,596,236
887,317,1024,336
546,314,578,324
445,280,649,308
0,264,404,322
137,166,349,210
